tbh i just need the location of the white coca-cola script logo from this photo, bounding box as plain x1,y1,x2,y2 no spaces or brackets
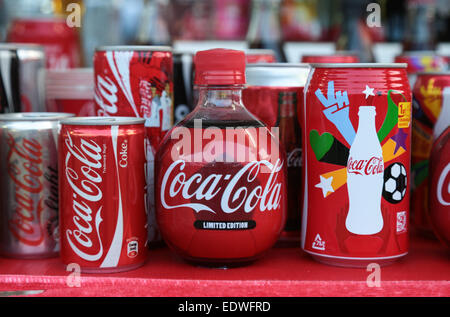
160,159,284,214
7,134,44,246
436,163,450,206
64,133,105,262
95,75,118,116
347,156,384,176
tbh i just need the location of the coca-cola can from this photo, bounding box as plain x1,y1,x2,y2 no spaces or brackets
245,49,277,64
301,52,360,63
0,43,46,113
7,17,82,69
0,112,74,259
428,127,450,249
243,63,310,245
59,117,148,273
302,63,411,267
93,45,173,245
411,71,450,236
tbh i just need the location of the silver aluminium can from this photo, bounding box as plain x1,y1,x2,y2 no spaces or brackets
0,43,46,113
0,112,73,258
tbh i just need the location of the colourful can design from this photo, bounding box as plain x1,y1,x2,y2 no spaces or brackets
302,63,411,267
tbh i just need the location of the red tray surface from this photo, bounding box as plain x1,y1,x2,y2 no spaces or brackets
0,234,448,297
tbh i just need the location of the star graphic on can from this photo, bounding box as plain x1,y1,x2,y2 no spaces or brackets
315,175,335,198
362,85,375,99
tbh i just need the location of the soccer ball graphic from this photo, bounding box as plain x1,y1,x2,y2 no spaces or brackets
383,162,408,204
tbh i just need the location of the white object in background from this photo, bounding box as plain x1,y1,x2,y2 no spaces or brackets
434,86,450,140
372,42,403,63
283,42,335,63
346,106,384,235
173,41,248,55
436,43,450,58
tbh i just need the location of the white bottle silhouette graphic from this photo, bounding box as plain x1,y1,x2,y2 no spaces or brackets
346,106,384,235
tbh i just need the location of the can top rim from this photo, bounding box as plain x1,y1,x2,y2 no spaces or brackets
96,45,172,52
309,63,407,68
416,71,450,76
0,112,74,121
60,117,146,126
246,62,310,68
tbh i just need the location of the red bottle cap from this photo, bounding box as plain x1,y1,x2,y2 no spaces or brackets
194,48,246,86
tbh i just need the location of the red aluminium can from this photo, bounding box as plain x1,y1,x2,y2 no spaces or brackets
411,72,450,236
302,63,411,267
301,53,360,63
59,117,148,273
428,127,450,249
93,45,173,244
7,18,82,69
243,63,310,245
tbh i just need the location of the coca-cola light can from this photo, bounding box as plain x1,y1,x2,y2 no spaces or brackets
243,63,309,245
59,117,148,273
93,45,173,245
0,43,46,113
0,112,74,259
302,63,411,267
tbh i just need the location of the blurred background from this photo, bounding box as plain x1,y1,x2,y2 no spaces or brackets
0,0,449,66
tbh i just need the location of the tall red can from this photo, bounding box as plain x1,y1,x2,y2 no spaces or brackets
59,117,148,273
302,63,411,267
93,46,173,244
0,112,74,259
411,72,450,236
243,63,309,245
7,18,82,69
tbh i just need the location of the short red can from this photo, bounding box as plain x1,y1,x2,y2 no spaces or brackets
59,117,148,273
7,17,82,69
93,45,173,244
302,63,411,267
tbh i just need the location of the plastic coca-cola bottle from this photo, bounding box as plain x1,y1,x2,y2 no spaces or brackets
155,48,286,266
346,106,384,235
